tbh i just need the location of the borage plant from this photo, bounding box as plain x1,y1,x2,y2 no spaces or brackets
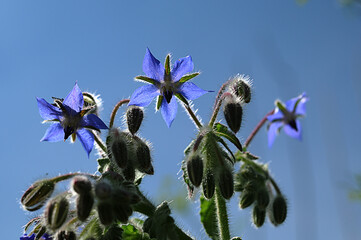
20,48,308,240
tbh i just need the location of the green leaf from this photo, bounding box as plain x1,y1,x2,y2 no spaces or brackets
234,151,259,162
78,217,103,240
200,196,219,240
135,76,160,87
122,224,152,240
178,72,200,83
97,158,110,173
214,135,235,163
214,123,243,151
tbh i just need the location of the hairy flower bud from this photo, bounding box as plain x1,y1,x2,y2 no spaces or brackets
239,190,255,209
202,172,215,199
95,182,112,200
217,167,234,199
269,195,287,226
97,202,114,226
187,154,204,187
252,205,266,228
45,197,69,230
135,139,152,174
56,230,76,240
126,106,144,135
256,186,270,209
224,102,243,133
21,180,55,211
72,176,92,195
35,226,47,240
123,164,135,182
114,203,132,223
230,75,252,103
111,138,128,169
76,192,94,222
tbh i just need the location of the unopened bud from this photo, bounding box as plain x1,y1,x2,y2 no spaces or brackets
72,176,92,195
76,192,94,222
239,190,255,209
114,203,132,223
187,155,204,187
202,172,215,199
123,164,135,182
21,180,55,211
126,106,144,135
95,182,112,200
256,187,270,209
143,164,154,175
97,202,114,226
231,75,252,103
111,139,128,169
241,166,256,180
252,205,266,228
224,102,243,133
35,226,46,240
45,197,69,230
135,140,152,173
56,230,76,240
269,195,287,226
218,168,234,199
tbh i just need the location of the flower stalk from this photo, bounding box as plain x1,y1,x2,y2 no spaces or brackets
109,99,130,128
215,187,231,240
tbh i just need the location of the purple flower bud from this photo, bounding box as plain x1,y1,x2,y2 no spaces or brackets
21,180,55,211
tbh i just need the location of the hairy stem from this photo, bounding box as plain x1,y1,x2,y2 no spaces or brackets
209,92,232,127
215,187,230,240
109,99,130,128
51,172,98,183
184,104,203,129
93,132,107,154
244,109,275,149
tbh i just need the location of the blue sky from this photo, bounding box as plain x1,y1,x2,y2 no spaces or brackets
1,0,361,239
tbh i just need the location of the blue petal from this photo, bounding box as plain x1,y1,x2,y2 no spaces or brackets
177,82,209,100
267,109,284,122
81,114,108,129
285,93,308,113
268,121,283,147
76,128,94,157
284,120,302,140
295,93,308,115
143,48,164,81
161,96,178,128
36,97,62,120
41,123,64,142
171,55,194,81
129,84,159,107
20,234,35,240
63,83,84,113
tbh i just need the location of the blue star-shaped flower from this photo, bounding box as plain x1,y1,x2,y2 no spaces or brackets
129,48,209,127
267,93,308,147
20,234,35,240
37,83,108,156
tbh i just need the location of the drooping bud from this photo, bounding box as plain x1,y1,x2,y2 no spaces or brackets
95,182,112,200
97,202,114,226
256,186,270,209
56,230,76,240
72,176,92,195
239,190,255,209
252,205,266,228
76,192,94,222
187,154,204,187
217,167,234,199
111,138,128,169
123,164,135,182
114,203,132,223
45,197,69,230
135,139,152,174
269,195,287,226
202,172,215,199
21,180,55,211
230,75,252,103
34,226,47,240
223,102,243,133
126,106,144,135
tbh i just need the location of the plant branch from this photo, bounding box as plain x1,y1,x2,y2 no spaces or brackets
215,187,230,240
109,99,130,128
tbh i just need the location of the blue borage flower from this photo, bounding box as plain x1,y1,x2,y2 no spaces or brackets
37,83,108,156
129,48,210,127
20,233,52,240
267,93,308,147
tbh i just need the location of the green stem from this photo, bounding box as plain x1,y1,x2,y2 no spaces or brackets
209,92,232,127
184,104,203,129
215,187,230,240
51,172,98,183
93,132,107,154
244,109,275,149
109,99,130,128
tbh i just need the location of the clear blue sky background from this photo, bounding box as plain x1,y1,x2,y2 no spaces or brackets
1,0,361,239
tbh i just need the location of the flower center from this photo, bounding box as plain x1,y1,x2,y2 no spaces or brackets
61,114,82,140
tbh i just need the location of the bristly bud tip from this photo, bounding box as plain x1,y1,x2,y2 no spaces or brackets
126,106,144,135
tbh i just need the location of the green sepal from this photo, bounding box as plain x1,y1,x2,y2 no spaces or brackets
23,217,41,233
200,196,219,240
97,158,110,173
214,135,235,163
178,72,200,83
135,76,161,87
175,93,189,106
234,151,259,162
213,123,243,151
78,217,103,239
165,54,171,75
156,95,163,111
122,224,152,240
275,100,288,116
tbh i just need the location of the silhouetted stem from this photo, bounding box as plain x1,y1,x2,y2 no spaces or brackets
209,92,232,127
109,99,130,128
184,104,203,129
